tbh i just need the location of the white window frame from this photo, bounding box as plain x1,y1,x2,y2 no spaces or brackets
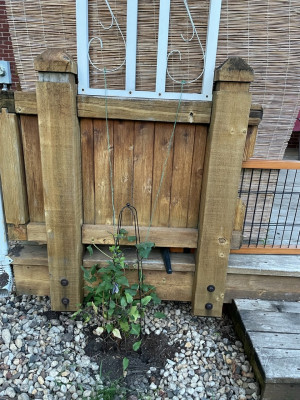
76,0,222,101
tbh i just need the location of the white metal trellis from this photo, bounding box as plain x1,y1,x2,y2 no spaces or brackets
76,0,222,101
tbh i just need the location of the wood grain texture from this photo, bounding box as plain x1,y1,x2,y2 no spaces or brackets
7,224,27,241
13,265,50,296
151,122,174,226
14,92,262,126
36,71,83,311
94,119,114,225
231,247,300,255
80,119,95,224
82,224,198,248
225,274,300,302
242,159,300,170
187,125,207,228
192,68,253,316
0,109,29,225
113,120,135,225
133,121,154,226
243,125,258,161
14,91,36,114
77,96,212,124
20,115,44,222
232,299,300,400
169,124,195,228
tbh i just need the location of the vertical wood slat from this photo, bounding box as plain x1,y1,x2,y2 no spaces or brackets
20,115,44,223
192,57,254,317
81,118,95,224
94,119,114,225
187,125,207,228
35,49,82,311
169,124,195,228
113,120,134,225
0,109,29,225
133,121,154,226
151,122,174,227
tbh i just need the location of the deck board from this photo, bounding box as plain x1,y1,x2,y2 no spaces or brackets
232,299,300,400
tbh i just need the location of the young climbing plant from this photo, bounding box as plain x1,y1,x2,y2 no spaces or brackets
73,205,165,353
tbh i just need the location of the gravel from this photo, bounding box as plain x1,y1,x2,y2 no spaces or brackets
0,293,261,399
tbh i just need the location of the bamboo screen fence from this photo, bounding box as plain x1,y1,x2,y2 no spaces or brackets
4,0,300,159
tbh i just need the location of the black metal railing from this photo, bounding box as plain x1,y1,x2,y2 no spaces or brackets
239,163,300,249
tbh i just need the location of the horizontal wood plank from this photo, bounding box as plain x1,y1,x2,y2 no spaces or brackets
84,247,195,272
242,159,300,170
83,224,198,248
239,310,300,334
14,91,262,126
231,247,300,255
228,254,300,277
225,274,300,302
234,298,300,314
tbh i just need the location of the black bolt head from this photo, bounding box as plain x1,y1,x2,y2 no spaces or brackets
205,303,213,310
207,285,215,292
60,278,69,287
61,297,69,306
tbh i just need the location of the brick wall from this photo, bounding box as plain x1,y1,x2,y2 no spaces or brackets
0,1,19,89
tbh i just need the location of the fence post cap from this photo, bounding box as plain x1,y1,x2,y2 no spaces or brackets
34,49,77,75
214,57,254,83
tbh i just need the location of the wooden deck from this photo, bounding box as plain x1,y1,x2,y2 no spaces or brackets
231,299,300,400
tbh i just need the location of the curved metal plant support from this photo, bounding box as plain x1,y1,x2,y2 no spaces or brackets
88,0,126,74
167,0,206,85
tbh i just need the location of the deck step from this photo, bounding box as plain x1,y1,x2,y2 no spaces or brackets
231,298,300,400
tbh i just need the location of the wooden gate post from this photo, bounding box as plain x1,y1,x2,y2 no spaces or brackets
35,49,83,311
192,57,254,317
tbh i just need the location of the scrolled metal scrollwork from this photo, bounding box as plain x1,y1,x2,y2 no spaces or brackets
167,0,205,85
88,0,126,74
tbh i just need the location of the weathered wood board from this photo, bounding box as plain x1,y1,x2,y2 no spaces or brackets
12,244,195,301
231,299,300,400
20,115,44,222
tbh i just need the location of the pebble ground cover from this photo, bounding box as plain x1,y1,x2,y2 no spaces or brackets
0,294,260,399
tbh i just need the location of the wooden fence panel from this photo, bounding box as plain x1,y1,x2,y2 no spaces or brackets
20,115,44,223
170,124,195,228
80,118,94,224
94,119,114,225
187,125,207,228
133,121,155,226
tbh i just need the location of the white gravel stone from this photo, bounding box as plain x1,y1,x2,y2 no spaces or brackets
2,328,11,346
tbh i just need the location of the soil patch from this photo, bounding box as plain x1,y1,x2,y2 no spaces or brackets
84,325,178,391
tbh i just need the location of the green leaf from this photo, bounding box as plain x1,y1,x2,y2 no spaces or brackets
112,328,122,339
109,300,116,309
120,296,127,307
119,228,128,235
87,245,93,256
117,275,129,287
150,292,161,305
154,311,166,319
120,321,130,332
133,340,141,351
141,295,152,306
106,324,113,333
90,264,97,275
125,292,133,303
127,235,137,243
123,357,129,372
129,306,139,321
136,242,155,259
130,323,141,336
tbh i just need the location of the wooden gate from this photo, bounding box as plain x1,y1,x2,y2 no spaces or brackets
0,50,260,316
